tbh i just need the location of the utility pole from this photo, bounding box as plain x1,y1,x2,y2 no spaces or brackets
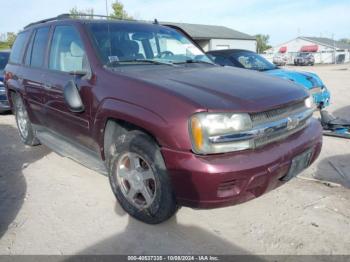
105,0,109,16
332,34,336,64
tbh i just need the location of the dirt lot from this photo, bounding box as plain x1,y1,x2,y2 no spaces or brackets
0,64,349,255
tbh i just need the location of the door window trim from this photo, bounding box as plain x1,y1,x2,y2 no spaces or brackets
23,26,51,69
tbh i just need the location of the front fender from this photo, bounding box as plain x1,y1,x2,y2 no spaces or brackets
93,98,175,160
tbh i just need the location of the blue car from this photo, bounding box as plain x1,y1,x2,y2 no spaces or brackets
207,49,330,108
0,50,10,113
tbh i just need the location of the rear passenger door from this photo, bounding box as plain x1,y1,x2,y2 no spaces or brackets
44,25,95,150
22,27,50,125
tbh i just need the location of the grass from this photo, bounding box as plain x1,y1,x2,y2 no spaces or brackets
0,42,11,50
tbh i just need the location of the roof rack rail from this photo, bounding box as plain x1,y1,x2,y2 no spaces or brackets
24,13,148,29
24,14,70,29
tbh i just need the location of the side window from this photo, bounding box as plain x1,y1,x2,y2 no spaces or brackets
9,31,30,64
49,25,88,73
211,54,231,66
30,27,50,68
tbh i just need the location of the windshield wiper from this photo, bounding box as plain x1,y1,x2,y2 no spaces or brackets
257,67,277,72
106,59,175,67
174,59,216,65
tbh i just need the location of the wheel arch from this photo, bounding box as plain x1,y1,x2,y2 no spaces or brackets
93,98,169,161
6,81,23,110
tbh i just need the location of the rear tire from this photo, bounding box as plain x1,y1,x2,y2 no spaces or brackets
107,130,177,224
13,93,40,146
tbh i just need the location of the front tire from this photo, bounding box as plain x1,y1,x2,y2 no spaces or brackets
13,93,40,146
108,130,177,224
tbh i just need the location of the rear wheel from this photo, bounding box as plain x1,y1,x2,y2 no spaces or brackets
13,93,40,146
107,130,177,224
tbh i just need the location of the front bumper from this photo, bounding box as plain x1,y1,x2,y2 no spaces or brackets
294,59,311,65
162,119,322,208
312,89,330,108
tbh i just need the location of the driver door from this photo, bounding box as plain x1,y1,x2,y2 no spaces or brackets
43,24,95,150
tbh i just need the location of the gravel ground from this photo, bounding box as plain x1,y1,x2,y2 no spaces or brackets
0,64,349,255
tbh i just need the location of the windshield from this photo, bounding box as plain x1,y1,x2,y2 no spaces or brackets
231,52,277,71
0,52,10,71
298,53,310,57
87,22,212,66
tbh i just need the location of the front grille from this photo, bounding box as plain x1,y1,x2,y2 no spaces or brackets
251,100,306,127
254,116,309,148
251,100,311,148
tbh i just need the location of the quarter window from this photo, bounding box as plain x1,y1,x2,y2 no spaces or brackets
49,26,88,73
9,31,30,64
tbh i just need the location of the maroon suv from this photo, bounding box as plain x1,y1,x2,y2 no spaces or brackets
4,15,322,224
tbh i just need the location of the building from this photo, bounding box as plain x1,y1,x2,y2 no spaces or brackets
266,36,350,64
162,22,257,52
0,33,7,42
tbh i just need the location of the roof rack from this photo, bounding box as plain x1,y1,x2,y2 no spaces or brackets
24,13,154,29
24,14,70,29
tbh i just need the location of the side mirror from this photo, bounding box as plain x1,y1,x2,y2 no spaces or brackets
63,80,84,113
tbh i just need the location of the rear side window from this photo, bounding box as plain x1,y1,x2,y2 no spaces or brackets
30,27,50,68
9,31,30,64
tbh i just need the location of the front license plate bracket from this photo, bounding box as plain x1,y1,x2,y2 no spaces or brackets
280,148,313,181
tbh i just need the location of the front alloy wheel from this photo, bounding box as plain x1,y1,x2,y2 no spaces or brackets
116,152,157,209
108,130,177,224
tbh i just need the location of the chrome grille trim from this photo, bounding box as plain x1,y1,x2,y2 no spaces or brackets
250,101,306,126
208,108,314,146
254,116,309,148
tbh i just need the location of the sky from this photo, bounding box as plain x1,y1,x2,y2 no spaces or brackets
0,0,349,45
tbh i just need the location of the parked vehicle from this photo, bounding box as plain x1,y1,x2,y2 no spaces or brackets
207,49,330,108
273,54,287,66
5,15,322,224
294,52,315,66
0,50,10,113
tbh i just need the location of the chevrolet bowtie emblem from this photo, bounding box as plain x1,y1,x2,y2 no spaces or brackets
287,117,299,130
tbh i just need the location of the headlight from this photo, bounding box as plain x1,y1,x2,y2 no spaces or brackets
189,112,253,154
0,81,4,86
304,96,315,109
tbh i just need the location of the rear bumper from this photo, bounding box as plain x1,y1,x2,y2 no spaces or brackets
162,119,322,209
0,93,10,112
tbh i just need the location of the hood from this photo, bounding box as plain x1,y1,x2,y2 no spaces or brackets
265,69,323,89
115,65,308,113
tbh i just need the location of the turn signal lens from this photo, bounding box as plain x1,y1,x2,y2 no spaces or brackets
191,117,203,151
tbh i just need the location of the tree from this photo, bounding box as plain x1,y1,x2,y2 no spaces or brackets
255,34,272,53
6,32,17,48
111,0,133,20
69,6,94,18
339,38,350,45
